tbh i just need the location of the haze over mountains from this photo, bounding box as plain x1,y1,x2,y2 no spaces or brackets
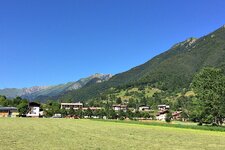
0,74,112,100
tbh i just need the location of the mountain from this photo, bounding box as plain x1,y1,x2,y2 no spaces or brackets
58,25,225,101
0,86,49,99
0,73,112,101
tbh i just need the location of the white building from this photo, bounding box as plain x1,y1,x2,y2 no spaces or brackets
158,105,170,111
26,102,42,117
156,104,170,121
61,102,83,110
112,104,127,111
156,113,167,121
138,106,150,112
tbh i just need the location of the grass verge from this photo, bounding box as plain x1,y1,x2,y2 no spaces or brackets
93,119,225,132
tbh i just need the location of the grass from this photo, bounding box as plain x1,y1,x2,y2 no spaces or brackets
95,119,225,132
114,87,160,101
1,118,225,150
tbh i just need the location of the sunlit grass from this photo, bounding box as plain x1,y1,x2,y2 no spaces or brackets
0,118,225,150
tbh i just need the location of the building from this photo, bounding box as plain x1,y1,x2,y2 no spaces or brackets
61,102,83,110
156,104,170,121
138,106,150,112
172,111,182,120
0,107,18,117
82,107,102,111
158,105,170,111
112,104,127,111
26,102,42,117
52,114,62,118
156,111,169,121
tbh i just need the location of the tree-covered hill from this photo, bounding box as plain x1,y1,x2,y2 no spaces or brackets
58,25,225,101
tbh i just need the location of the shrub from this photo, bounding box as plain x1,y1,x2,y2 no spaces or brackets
165,112,172,123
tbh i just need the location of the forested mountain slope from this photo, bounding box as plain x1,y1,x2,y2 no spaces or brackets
58,25,225,101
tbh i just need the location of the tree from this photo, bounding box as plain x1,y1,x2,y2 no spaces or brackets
116,97,122,104
0,95,8,106
68,108,75,116
85,108,93,118
75,109,83,118
126,109,134,120
192,67,225,125
134,110,141,118
140,97,147,106
142,112,150,119
107,109,117,119
60,108,67,117
44,101,61,117
98,109,106,118
12,96,23,106
127,98,136,108
118,110,126,120
165,112,172,123
17,102,28,115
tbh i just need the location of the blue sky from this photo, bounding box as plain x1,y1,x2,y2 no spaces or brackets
0,0,225,88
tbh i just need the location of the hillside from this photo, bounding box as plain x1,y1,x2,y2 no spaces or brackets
0,73,112,101
58,25,225,101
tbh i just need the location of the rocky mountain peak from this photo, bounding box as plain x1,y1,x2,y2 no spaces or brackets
172,37,198,49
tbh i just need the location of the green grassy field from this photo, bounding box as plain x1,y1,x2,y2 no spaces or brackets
1,118,225,150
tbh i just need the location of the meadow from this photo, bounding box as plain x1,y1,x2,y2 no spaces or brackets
1,118,225,150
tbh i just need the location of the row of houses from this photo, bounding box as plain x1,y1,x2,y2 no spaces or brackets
60,103,151,112
61,103,182,121
0,102,182,121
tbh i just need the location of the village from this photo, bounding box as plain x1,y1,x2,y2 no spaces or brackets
0,101,182,122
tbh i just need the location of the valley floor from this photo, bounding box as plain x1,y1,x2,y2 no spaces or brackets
0,118,225,150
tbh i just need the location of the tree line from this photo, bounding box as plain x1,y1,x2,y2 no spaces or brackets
1,67,225,126
0,96,29,115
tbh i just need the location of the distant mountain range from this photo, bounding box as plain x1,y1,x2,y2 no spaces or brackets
57,25,225,101
0,73,112,101
1,25,225,102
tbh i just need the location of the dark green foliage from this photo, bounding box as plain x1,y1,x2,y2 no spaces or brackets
68,108,75,116
116,97,122,104
107,109,117,119
17,101,28,115
191,67,225,125
75,109,83,118
43,101,61,117
60,108,67,117
126,109,134,120
165,112,172,123
0,95,9,106
127,98,137,108
0,95,29,115
118,110,126,120
142,112,150,119
85,108,93,118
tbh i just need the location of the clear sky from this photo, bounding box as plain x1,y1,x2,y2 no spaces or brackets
0,0,225,88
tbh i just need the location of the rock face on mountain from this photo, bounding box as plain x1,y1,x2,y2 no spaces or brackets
0,73,112,100
0,86,49,98
58,25,225,101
